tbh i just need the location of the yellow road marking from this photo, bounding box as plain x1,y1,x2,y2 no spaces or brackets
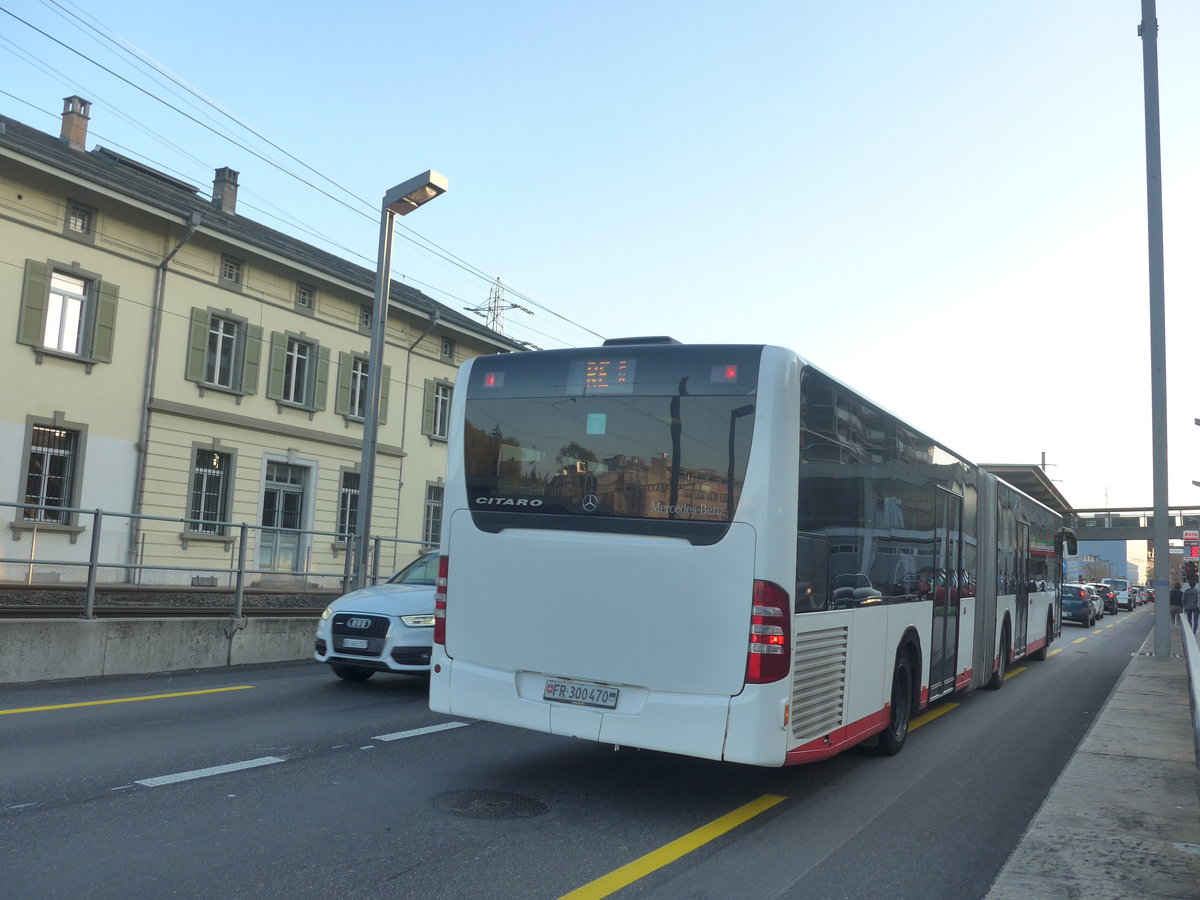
558,793,786,899
1091,630,1103,635
1048,648,1064,657
1004,666,1027,681
910,702,959,732
1073,637,1087,644
0,686,254,716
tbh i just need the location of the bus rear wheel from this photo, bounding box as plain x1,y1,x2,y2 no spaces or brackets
1029,612,1052,662
877,652,912,756
986,626,1009,690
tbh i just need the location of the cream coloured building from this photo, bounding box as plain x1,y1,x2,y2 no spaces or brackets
0,97,521,585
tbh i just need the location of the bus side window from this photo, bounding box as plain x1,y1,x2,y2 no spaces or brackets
796,534,830,613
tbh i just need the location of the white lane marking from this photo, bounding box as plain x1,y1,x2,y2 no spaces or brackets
372,721,470,742
136,756,285,787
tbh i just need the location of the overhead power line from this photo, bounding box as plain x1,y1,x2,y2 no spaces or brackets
1,3,606,344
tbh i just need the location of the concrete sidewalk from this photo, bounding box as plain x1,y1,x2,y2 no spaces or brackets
986,626,1200,899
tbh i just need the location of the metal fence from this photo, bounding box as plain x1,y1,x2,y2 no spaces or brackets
0,500,429,613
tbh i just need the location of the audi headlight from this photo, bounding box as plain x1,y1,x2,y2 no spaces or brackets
320,607,333,620
401,614,436,627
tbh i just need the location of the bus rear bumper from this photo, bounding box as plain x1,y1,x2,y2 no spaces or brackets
430,657,736,762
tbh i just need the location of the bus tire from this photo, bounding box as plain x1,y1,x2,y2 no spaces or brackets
877,651,913,756
986,626,1009,690
1029,612,1052,662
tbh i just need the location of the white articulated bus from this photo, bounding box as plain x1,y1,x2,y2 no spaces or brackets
429,338,1075,767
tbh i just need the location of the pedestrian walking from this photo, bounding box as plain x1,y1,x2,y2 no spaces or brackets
1169,581,1184,622
1183,580,1200,634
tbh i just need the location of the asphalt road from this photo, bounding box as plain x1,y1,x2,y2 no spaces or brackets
0,607,1154,899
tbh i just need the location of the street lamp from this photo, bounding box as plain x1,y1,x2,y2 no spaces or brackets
353,170,448,589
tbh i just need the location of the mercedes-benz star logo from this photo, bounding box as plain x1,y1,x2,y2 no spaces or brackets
581,494,599,513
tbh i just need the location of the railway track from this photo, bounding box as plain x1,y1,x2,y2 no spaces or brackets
0,606,324,619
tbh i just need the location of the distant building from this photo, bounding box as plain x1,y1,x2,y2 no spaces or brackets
1077,540,1129,581
1,97,522,583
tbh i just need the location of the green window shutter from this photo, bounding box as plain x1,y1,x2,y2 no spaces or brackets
313,346,330,411
18,260,50,347
265,332,286,400
185,308,209,382
335,352,352,416
379,364,392,425
240,323,262,394
421,379,436,435
90,279,120,362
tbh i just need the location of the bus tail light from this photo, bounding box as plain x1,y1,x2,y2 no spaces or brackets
746,580,791,684
434,556,448,645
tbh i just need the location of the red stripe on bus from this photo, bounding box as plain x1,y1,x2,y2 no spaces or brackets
784,708,891,765
1026,636,1047,655
955,668,973,690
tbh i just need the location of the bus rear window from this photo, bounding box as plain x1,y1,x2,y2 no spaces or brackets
463,346,760,524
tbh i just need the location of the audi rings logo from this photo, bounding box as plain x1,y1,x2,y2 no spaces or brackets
346,617,372,630
581,494,600,513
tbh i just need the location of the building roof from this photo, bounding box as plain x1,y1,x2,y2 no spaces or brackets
979,463,1074,516
0,110,525,352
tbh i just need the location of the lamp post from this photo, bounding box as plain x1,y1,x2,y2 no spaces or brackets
353,171,448,589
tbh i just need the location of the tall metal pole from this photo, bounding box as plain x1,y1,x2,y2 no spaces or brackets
353,205,396,590
1139,0,1171,656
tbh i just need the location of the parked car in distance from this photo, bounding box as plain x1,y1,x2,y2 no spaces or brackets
1061,591,1095,627
1103,577,1135,611
1090,583,1118,615
313,551,439,681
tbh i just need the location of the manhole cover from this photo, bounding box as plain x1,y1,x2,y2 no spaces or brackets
434,789,549,820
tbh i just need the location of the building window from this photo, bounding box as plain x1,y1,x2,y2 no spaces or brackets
338,471,360,540
422,379,453,440
64,201,95,240
23,425,79,523
422,484,444,548
220,254,244,288
360,307,372,330
350,357,369,418
283,338,311,405
44,271,88,355
266,333,328,411
335,352,389,423
207,315,239,388
185,308,261,395
188,449,231,534
441,337,456,362
296,283,315,311
17,259,119,364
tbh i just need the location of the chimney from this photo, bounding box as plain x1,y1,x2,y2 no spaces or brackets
212,167,239,214
60,96,91,151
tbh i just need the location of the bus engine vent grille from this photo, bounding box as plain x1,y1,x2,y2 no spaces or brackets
790,626,849,740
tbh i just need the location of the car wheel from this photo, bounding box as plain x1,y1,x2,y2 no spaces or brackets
331,665,374,681
877,650,913,755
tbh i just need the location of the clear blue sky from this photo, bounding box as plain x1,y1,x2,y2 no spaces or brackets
4,0,1199,510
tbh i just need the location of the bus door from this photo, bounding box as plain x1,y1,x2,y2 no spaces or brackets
929,489,963,697
1014,521,1030,653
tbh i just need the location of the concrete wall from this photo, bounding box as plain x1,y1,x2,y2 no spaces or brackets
0,617,317,684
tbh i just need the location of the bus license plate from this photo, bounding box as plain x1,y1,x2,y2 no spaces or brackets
543,679,619,710
342,638,369,649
